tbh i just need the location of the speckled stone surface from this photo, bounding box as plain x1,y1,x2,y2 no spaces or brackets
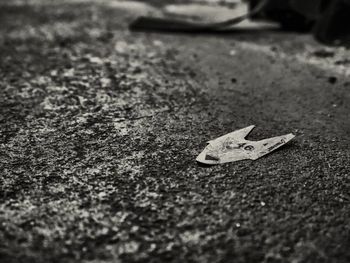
0,1,349,263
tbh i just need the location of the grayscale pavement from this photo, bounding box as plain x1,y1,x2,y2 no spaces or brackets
0,1,349,262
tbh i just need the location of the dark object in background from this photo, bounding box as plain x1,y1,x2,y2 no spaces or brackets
130,0,350,46
250,0,350,44
313,0,350,44
249,0,315,31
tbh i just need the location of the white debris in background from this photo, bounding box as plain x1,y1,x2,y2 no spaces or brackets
163,4,244,23
161,1,277,29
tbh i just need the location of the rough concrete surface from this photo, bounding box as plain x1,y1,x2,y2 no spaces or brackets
0,1,349,263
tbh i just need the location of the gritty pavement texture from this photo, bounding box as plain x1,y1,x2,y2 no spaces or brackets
0,1,350,263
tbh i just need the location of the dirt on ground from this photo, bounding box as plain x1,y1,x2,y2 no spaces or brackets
0,1,349,263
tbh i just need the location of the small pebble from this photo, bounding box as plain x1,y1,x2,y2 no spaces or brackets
328,76,337,84
229,50,237,56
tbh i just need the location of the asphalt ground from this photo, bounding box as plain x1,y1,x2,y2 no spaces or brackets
0,1,349,262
